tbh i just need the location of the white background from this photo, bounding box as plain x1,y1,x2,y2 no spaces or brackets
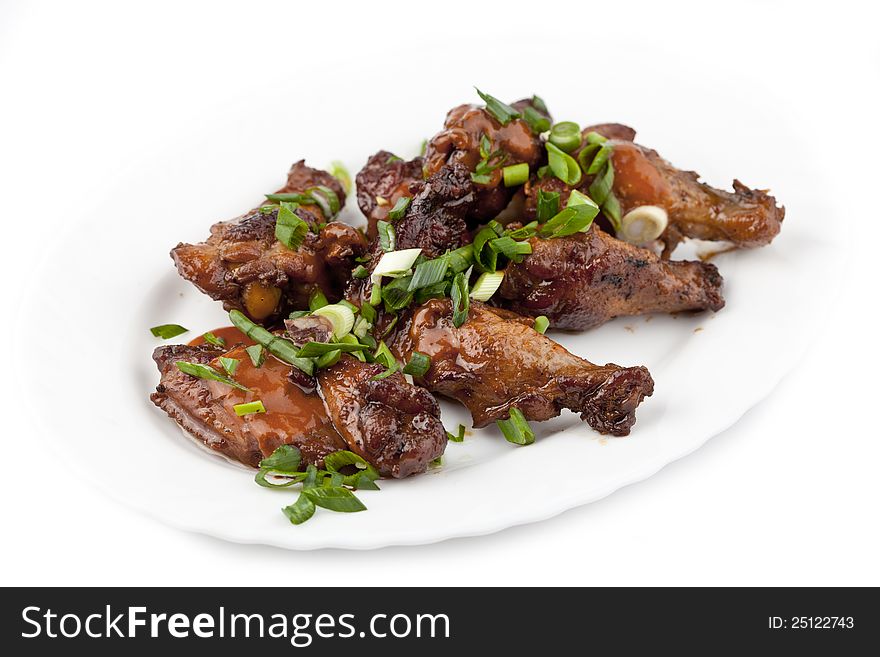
1,0,878,585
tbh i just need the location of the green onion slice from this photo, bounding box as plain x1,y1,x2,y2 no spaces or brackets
371,248,422,283
175,361,250,392
312,303,356,339
329,161,352,194
540,196,599,238
245,344,266,368
234,400,266,416
282,493,317,524
229,310,315,376
549,121,582,153
475,88,520,125
451,270,470,328
259,444,302,472
309,289,329,311
589,162,615,206
496,407,535,445
446,424,466,443
469,271,504,302
352,264,370,279
202,332,226,348
387,196,411,221
546,143,582,186
402,351,431,377
302,486,367,513
536,190,561,222
315,349,341,369
150,324,188,339
533,315,550,334
502,162,529,187
377,220,396,252
219,357,239,376
521,106,551,134
275,202,309,250
409,257,449,291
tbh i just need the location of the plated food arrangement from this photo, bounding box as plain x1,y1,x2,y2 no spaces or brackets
150,90,784,525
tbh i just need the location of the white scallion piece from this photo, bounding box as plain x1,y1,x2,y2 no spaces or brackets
371,248,422,284
312,304,355,339
469,271,504,302
619,205,668,246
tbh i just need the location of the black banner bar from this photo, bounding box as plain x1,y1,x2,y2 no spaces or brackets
2,587,876,653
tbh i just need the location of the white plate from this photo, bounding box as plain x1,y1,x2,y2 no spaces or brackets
14,51,842,549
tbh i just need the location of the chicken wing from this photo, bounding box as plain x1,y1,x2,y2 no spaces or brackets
151,344,446,477
497,224,725,330
171,161,367,323
355,150,424,239
388,299,654,436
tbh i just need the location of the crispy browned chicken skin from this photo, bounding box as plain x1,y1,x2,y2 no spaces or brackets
171,161,367,323
498,225,725,330
389,299,654,436
151,345,446,477
525,124,784,256
355,151,424,239
424,99,547,221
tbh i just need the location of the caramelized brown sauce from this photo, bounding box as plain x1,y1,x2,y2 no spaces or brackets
611,142,673,211
192,327,340,457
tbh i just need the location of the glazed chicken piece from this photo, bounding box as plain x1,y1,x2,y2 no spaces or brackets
172,161,367,323
151,343,446,478
424,97,548,221
355,150,424,239
525,123,784,256
388,299,654,436
497,224,725,330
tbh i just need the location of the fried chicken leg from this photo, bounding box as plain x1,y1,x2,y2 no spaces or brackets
498,224,725,330
171,161,367,323
389,299,654,436
151,344,446,477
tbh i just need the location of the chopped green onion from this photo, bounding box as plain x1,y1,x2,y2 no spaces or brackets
371,365,398,381
589,162,615,206
443,244,475,273
312,303,355,339
229,310,314,376
586,144,613,176
371,248,422,283
259,444,302,471
289,310,310,320
219,357,239,376
234,400,266,416
603,193,622,232
504,221,539,240
546,142,582,186
451,270,470,328
377,220,396,252
150,324,188,339
302,486,367,513
409,257,449,291
414,280,449,304
352,264,370,279
619,205,669,245
489,236,531,262
275,202,309,250
521,106,551,134
402,351,431,377
315,349,341,369
475,88,520,125
387,196,411,221
533,315,550,334
496,407,535,445
202,332,226,348
585,131,608,145
502,162,529,187
539,201,599,238
309,289,329,311
324,450,380,488
308,185,341,217
245,344,266,368
567,189,594,208
536,190,561,222
473,222,504,273
381,275,415,311
352,316,371,339
446,424,466,443
337,299,359,314
296,341,369,358
360,302,377,324
329,161,351,194
175,361,250,392
531,94,548,114
282,493,316,525
419,139,428,156
265,192,310,204
469,271,504,301
373,340,397,369
549,121,582,153
369,280,382,306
